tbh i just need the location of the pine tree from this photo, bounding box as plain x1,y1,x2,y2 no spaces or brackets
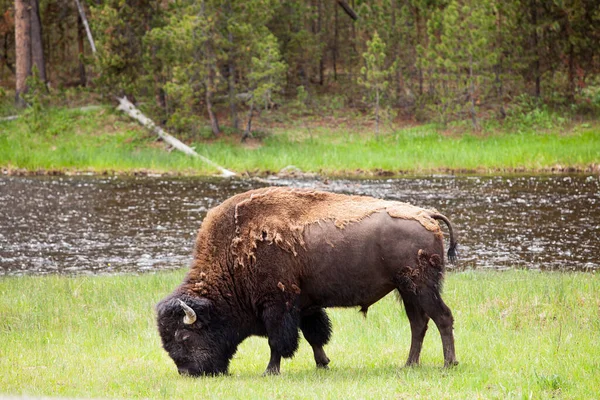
358,31,396,135
424,0,496,128
243,30,287,140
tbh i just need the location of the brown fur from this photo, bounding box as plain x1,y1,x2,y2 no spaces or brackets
191,187,443,275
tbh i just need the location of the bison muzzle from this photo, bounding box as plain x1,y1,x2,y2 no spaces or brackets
156,187,458,376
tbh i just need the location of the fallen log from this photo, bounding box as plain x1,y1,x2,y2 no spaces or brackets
116,96,236,177
0,115,19,122
72,4,235,178
74,0,97,54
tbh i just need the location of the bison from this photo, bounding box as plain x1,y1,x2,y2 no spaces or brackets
156,187,458,376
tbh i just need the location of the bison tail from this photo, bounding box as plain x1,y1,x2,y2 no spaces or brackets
430,213,458,264
447,240,458,264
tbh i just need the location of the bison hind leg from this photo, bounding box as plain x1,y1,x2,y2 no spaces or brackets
395,251,456,367
417,287,457,367
300,308,332,368
397,291,430,366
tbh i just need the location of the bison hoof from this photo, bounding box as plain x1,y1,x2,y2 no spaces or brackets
404,360,419,367
316,356,330,369
263,367,281,376
444,360,459,368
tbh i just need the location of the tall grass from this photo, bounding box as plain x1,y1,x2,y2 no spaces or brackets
206,128,599,173
1,270,598,398
1,106,599,175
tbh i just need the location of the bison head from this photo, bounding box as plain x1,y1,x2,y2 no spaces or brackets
156,294,234,376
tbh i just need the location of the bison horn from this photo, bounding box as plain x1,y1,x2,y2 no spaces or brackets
177,299,197,325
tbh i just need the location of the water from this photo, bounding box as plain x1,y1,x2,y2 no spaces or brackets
0,174,598,275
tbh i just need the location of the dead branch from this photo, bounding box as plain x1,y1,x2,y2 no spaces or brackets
116,96,236,177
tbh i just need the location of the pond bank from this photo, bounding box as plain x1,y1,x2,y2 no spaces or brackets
1,106,599,177
2,163,600,178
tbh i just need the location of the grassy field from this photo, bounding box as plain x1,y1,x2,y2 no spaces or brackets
1,270,598,399
1,105,599,176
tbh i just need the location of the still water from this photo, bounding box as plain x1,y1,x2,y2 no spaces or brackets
0,174,598,275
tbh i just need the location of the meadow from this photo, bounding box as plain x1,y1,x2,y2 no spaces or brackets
1,105,599,176
1,269,598,399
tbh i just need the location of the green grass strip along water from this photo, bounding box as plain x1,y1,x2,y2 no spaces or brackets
1,106,599,175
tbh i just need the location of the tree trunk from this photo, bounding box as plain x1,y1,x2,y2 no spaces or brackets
225,0,238,130
30,0,45,83
242,99,254,142
15,0,31,106
469,52,479,130
375,88,380,136
415,6,423,96
206,73,220,136
337,0,358,20
317,0,324,86
77,14,87,86
333,4,338,81
350,0,358,58
530,0,540,98
494,3,505,118
227,34,238,130
567,42,575,102
392,0,401,103
2,34,16,75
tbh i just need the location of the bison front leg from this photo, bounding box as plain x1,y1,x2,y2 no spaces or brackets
261,303,300,376
300,308,332,369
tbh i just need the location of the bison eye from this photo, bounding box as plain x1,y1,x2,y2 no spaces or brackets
175,330,193,343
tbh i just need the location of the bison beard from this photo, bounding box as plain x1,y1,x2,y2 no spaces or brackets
156,187,458,376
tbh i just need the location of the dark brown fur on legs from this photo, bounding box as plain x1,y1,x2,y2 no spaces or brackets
399,293,430,366
261,303,300,375
300,308,332,368
418,287,457,367
396,251,457,367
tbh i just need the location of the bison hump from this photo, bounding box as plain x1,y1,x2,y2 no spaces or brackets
227,188,442,268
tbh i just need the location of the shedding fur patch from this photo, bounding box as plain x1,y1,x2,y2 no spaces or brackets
395,249,446,294
226,187,443,267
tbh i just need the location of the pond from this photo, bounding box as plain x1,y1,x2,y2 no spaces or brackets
0,174,598,275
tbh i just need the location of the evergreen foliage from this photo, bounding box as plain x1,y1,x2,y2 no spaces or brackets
1,0,599,132
358,31,396,135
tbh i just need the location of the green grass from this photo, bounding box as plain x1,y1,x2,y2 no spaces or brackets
1,270,598,398
1,105,599,175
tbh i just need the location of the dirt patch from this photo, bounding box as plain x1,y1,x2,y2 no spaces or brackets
241,137,263,150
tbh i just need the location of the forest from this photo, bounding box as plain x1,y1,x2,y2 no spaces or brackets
2,0,600,137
